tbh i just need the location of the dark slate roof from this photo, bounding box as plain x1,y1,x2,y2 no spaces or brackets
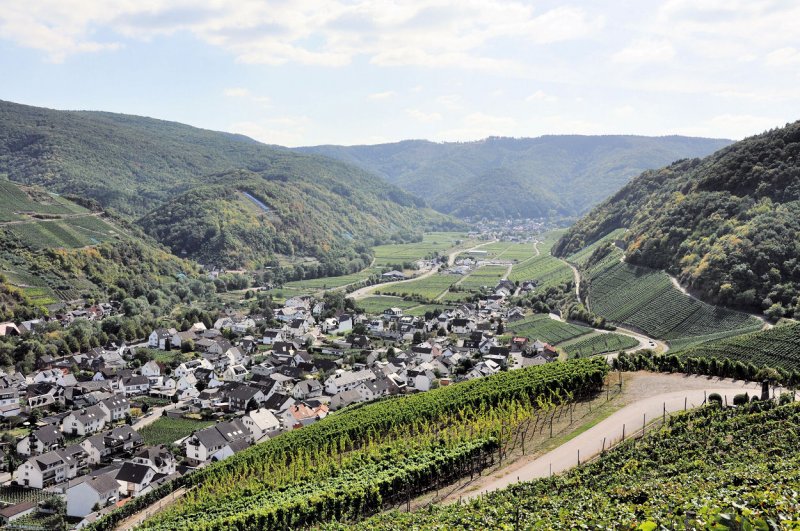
116,462,152,484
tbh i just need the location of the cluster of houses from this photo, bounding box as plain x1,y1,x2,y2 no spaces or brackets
0,274,561,526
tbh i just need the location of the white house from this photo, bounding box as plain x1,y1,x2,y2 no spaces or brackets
222,364,248,382
119,375,150,396
185,420,248,465
16,425,63,457
97,395,130,424
62,405,106,436
115,462,156,498
324,369,376,395
66,473,119,517
148,328,175,350
140,360,162,379
292,380,323,401
15,452,67,488
262,329,286,345
241,408,281,441
133,446,176,475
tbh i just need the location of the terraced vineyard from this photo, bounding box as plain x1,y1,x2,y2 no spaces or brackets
101,359,609,531
508,254,572,288
586,251,760,340
505,314,592,345
676,322,800,372
562,332,639,358
458,265,508,291
4,215,120,249
284,269,377,291
0,179,86,221
344,401,800,530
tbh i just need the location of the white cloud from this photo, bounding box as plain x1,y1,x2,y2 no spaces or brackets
406,109,442,123
673,114,783,140
765,47,800,67
229,116,311,147
0,1,602,70
368,91,396,100
525,90,557,103
224,87,251,98
612,39,675,64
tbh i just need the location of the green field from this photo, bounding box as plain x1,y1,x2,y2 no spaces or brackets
138,416,215,446
284,269,377,291
562,332,639,358
676,322,800,372
586,250,760,341
355,296,421,314
374,273,460,301
508,254,572,288
372,232,469,266
505,314,593,344
458,265,508,291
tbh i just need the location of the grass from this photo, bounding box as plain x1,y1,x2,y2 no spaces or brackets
138,416,215,446
284,269,377,291
355,296,421,314
375,274,460,301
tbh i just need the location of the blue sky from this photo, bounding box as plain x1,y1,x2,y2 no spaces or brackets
1,0,798,146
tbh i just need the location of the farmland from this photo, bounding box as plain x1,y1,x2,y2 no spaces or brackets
562,332,639,358
508,253,572,288
458,265,508,291
345,402,800,530
375,274,460,301
355,296,421,314
138,417,215,446
283,269,377,291
505,314,592,345
372,232,469,266
586,250,760,341
676,322,800,372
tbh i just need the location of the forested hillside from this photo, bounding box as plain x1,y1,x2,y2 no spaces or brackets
0,100,461,268
139,171,457,269
555,121,800,319
0,178,199,320
299,135,731,219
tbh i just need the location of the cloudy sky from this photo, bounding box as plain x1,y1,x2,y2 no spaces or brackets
1,0,798,146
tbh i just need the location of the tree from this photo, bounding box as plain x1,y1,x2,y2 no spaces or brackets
181,339,195,353
246,398,259,412
141,403,150,414
496,322,505,335
412,331,423,344
171,394,179,404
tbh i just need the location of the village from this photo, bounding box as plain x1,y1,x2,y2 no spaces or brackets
0,259,560,528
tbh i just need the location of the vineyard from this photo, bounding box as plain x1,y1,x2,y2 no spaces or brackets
676,322,800,372
101,358,609,531
505,314,592,345
586,251,760,340
565,228,627,268
0,179,86,221
562,332,639,358
4,215,119,249
508,254,572,288
355,296,420,314
343,400,800,530
457,265,508,292
138,417,215,446
284,269,377,290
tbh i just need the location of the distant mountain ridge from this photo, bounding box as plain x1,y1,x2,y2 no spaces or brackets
298,135,733,219
0,100,460,269
554,120,800,319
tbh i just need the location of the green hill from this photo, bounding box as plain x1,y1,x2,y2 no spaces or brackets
0,100,462,269
299,135,732,219
0,179,196,319
555,121,800,319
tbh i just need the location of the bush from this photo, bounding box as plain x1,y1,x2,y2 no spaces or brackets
779,392,794,405
708,393,722,406
733,393,749,406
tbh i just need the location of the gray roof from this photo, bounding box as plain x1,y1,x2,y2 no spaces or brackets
116,462,152,484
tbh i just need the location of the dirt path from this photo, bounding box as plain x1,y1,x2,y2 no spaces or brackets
455,373,773,500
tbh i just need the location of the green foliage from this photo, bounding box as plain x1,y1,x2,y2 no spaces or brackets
301,136,731,219
563,332,638,358
341,402,800,529
555,121,800,317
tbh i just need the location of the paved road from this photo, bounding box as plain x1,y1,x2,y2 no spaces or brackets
464,380,769,499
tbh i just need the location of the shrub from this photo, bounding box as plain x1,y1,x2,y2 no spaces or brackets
707,393,722,406
733,393,749,406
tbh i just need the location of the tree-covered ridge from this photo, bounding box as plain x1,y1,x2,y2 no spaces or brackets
137,171,461,269
299,135,732,219
339,400,800,530
554,121,800,318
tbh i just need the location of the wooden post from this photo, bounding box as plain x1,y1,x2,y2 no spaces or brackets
663,402,666,424
704,390,707,404
602,437,606,453
577,449,580,465
684,397,687,411
642,413,646,435
622,423,625,441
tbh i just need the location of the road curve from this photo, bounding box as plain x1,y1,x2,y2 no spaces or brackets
463,381,768,499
